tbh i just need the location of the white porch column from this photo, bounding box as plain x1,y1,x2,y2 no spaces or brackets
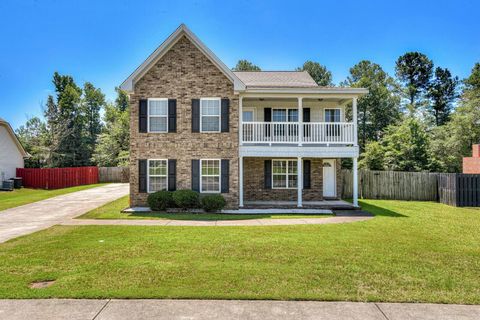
353,157,358,207
297,156,303,207
298,97,303,146
239,156,244,207
352,97,358,146
239,96,243,146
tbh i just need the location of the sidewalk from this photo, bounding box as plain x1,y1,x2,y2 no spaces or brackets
0,299,479,320
0,184,128,243
62,214,372,227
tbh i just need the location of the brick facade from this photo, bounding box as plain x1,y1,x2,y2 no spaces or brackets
244,157,342,202
129,35,239,208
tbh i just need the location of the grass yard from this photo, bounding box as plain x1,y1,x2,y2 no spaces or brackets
0,199,479,303
78,196,333,220
0,183,107,211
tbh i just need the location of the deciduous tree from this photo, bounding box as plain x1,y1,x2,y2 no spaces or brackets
232,59,261,71
342,60,401,150
296,61,333,86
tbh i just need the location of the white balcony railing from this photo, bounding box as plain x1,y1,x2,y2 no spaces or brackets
242,122,355,144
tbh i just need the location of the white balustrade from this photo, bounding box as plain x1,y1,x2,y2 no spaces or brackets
242,122,355,144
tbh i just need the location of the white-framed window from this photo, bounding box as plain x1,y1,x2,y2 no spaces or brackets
147,159,168,193
272,160,297,189
200,98,221,132
324,108,341,122
272,108,298,122
148,98,168,132
200,159,221,193
242,107,255,122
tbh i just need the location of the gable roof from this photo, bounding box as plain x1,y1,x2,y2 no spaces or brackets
233,71,318,88
120,24,245,92
0,117,29,158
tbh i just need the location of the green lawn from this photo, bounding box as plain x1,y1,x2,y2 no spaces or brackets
0,184,107,211
78,196,332,220
0,199,479,303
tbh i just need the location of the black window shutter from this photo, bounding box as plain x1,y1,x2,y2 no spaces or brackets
303,108,311,138
264,108,272,122
138,159,147,193
192,99,200,132
264,160,272,189
303,108,310,122
139,100,148,133
191,159,200,191
168,159,176,191
264,108,272,137
303,160,311,189
221,99,230,132
221,159,229,193
168,99,177,133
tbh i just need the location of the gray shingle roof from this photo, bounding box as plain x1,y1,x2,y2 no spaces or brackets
233,71,318,88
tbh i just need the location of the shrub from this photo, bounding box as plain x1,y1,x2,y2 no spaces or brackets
201,194,226,212
172,189,200,209
147,190,173,211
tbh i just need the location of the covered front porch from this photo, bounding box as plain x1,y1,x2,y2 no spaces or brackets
243,199,357,210
238,156,358,209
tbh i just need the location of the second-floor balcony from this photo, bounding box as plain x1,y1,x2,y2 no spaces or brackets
241,121,356,145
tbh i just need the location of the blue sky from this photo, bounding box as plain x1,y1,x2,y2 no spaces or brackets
1,0,479,129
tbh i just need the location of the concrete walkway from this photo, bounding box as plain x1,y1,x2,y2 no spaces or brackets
0,183,129,243
0,299,479,320
63,214,372,227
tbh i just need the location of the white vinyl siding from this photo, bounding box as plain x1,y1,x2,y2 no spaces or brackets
0,125,24,180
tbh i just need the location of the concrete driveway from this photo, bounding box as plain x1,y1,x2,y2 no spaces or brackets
0,183,128,243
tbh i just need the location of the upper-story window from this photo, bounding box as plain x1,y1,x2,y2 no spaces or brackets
148,98,168,132
272,108,298,122
200,98,221,132
324,109,341,122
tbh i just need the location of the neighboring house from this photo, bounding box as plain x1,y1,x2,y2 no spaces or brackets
0,117,28,181
463,144,480,173
121,24,366,209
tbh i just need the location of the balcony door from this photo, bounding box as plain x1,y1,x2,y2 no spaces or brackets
324,109,341,138
242,108,255,141
272,108,298,140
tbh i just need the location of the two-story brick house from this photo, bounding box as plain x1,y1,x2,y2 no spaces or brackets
121,24,366,210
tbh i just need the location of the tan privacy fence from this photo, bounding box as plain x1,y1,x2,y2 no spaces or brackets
342,170,442,201
342,169,480,206
98,167,129,183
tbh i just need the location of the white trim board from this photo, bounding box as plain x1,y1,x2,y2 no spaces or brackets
239,145,360,158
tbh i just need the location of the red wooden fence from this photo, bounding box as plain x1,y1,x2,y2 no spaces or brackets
16,167,98,189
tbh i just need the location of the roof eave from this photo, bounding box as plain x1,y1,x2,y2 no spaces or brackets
120,24,245,93
0,120,29,157
243,87,369,95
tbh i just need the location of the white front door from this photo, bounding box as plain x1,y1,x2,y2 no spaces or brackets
323,159,336,198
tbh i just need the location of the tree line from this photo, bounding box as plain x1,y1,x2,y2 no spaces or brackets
16,54,479,173
16,72,130,168
234,56,480,172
